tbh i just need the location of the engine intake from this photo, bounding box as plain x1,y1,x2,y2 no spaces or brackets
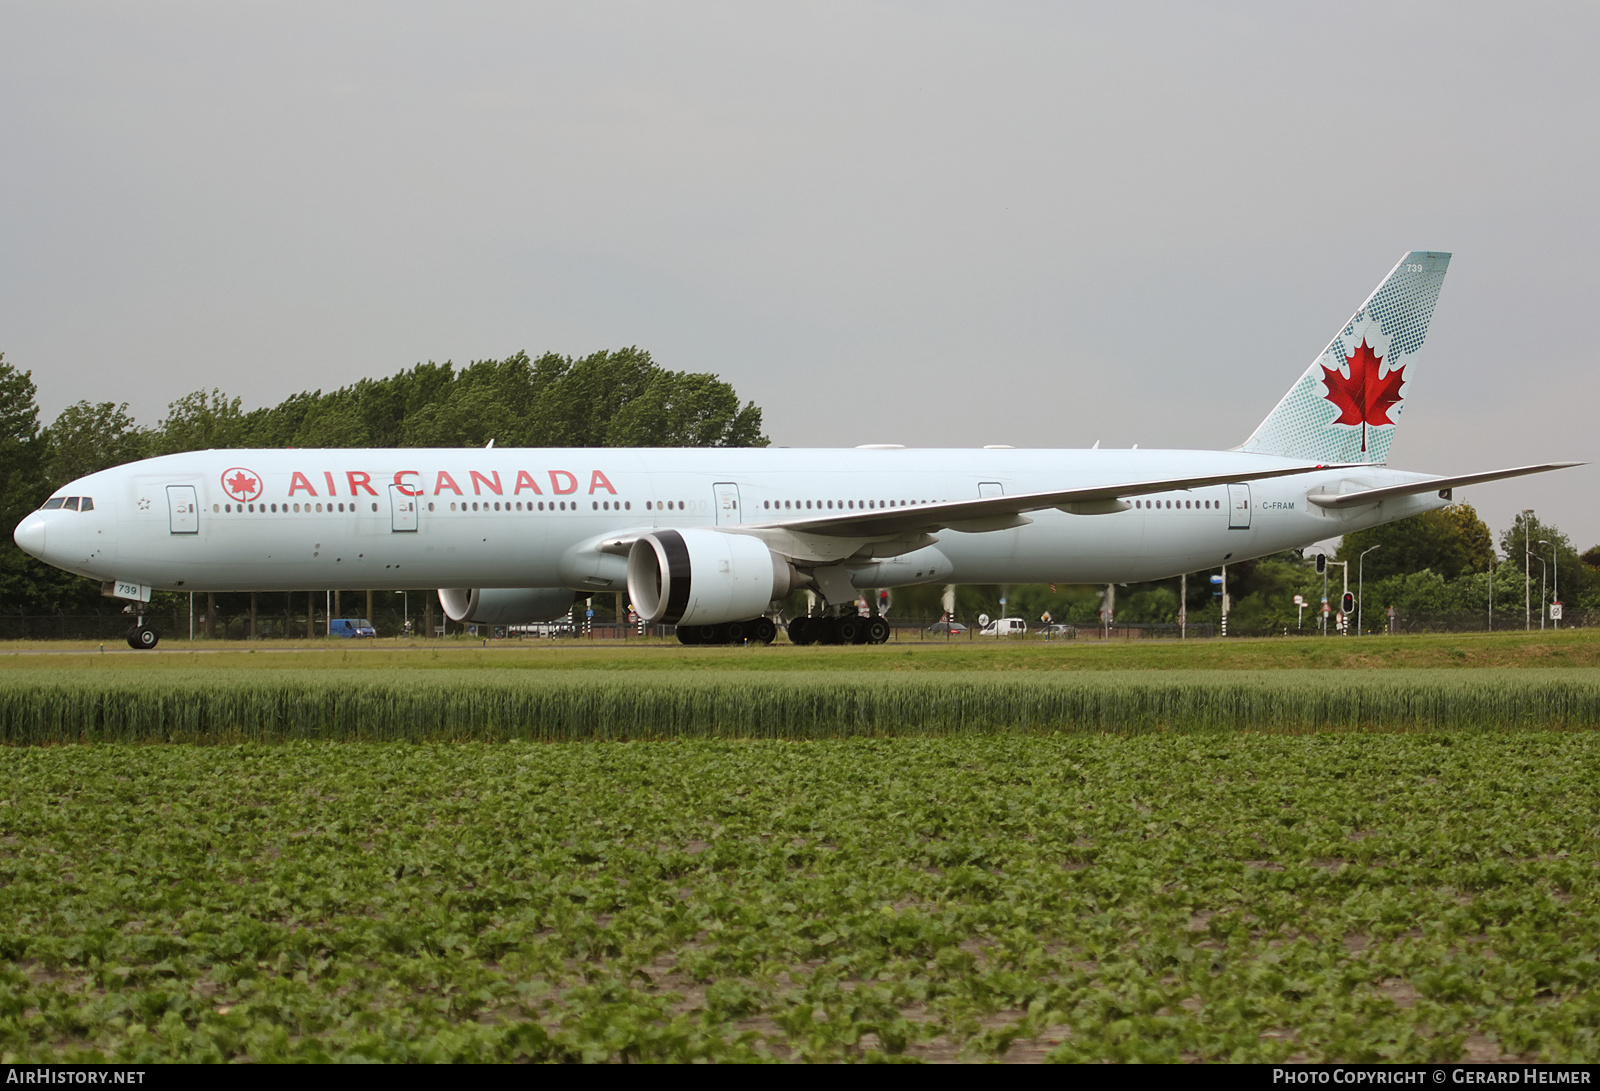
627,528,794,625
438,587,582,626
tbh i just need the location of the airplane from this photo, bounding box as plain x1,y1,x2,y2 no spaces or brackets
13,251,1580,649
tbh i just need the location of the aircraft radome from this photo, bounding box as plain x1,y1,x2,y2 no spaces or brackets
14,251,1580,648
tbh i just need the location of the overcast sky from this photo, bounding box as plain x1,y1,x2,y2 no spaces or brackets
3,2,1596,554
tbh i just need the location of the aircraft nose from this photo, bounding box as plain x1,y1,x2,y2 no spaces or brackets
13,514,46,559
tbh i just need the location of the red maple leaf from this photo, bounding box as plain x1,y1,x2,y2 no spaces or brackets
1321,339,1404,452
226,471,258,497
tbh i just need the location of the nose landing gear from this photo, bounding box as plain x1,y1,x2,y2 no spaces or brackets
123,607,160,650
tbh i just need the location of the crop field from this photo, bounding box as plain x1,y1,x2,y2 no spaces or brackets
2,668,1600,742
2,735,1598,1063
2,632,1596,1063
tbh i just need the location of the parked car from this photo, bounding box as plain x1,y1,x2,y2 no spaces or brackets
924,621,968,635
978,617,1027,637
1040,623,1077,639
329,618,377,638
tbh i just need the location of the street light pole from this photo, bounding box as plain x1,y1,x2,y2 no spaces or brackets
1321,560,1329,636
1534,549,1548,631
1358,545,1381,635
1549,541,1560,629
396,590,407,636
1522,510,1534,631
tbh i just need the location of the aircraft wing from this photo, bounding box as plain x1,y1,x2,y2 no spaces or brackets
1304,462,1584,510
743,462,1343,540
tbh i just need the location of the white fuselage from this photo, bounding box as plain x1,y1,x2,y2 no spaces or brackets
21,447,1445,595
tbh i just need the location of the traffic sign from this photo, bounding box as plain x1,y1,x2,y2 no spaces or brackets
1551,603,1564,621
1209,574,1224,584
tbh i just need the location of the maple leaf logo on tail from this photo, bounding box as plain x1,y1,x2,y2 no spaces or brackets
1321,339,1404,453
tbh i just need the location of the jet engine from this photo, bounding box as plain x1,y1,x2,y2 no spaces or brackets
627,528,796,625
438,587,582,626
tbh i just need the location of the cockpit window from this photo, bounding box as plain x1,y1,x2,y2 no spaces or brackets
79,498,94,512
64,497,80,511
42,497,65,510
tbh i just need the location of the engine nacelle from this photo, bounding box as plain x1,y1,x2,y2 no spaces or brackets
438,587,582,626
627,528,795,625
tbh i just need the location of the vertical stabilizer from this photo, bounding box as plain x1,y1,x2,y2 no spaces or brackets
1240,251,1450,464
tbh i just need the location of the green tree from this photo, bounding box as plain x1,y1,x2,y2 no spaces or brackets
148,389,250,455
1336,504,1495,581
1499,511,1593,609
0,356,104,613
251,349,768,451
41,401,146,489
0,356,45,608
607,370,767,447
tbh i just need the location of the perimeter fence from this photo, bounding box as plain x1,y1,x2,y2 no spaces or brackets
0,610,1588,644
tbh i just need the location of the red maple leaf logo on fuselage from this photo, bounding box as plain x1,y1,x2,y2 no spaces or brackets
1321,339,1404,453
221,468,262,502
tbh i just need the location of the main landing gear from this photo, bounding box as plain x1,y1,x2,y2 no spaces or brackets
785,614,890,646
676,617,778,646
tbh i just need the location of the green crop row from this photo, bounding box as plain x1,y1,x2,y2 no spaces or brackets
3,735,1599,1062
1,669,1599,743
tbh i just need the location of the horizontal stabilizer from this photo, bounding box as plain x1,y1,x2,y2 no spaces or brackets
1304,462,1584,510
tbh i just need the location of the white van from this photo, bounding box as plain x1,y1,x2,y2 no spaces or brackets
978,617,1027,637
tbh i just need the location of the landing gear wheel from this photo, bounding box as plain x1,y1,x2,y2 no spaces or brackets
866,617,890,645
676,625,700,645
835,617,862,645
787,617,813,645
723,621,746,645
752,617,777,645
127,625,159,650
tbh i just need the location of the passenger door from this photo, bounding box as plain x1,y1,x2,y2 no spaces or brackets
1227,483,1252,529
389,483,418,532
713,482,742,526
166,485,198,534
